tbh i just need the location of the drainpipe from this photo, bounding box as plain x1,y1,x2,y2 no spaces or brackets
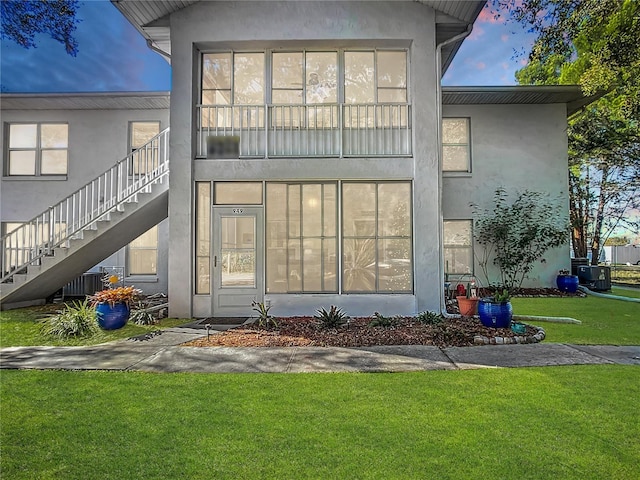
147,39,171,61
435,24,474,318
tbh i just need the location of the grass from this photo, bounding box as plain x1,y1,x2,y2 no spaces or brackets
0,304,188,348
512,292,640,345
1,366,638,479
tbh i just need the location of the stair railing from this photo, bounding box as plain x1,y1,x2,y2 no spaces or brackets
1,128,170,283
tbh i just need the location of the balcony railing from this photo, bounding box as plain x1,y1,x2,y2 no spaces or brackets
197,103,412,158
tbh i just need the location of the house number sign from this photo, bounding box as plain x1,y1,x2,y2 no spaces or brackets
232,208,244,214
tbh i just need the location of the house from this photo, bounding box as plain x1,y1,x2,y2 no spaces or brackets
1,1,596,317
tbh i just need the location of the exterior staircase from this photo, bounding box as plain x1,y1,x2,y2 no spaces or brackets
1,129,170,309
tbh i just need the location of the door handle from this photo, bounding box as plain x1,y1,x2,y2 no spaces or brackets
214,255,217,267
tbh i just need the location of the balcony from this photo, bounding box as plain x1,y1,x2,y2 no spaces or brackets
197,103,412,159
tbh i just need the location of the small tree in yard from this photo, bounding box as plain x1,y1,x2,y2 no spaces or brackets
472,188,568,290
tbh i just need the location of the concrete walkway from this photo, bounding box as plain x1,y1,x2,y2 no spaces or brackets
1,326,639,373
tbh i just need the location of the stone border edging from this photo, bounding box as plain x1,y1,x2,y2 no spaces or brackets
473,325,546,346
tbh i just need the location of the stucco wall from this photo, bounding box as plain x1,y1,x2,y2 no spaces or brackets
1,106,170,295
169,1,441,317
442,103,571,287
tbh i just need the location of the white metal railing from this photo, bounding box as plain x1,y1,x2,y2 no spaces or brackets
1,128,170,282
197,103,412,158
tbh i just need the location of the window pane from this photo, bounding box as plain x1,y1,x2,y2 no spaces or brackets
344,51,375,104
9,124,37,148
131,122,159,149
443,118,469,144
234,53,264,105
443,145,469,171
130,226,158,248
343,238,376,292
378,89,406,103
444,220,473,274
202,89,231,105
378,239,412,291
323,239,337,291
303,238,322,291
378,183,411,236
323,184,336,237
342,183,376,236
302,184,322,237
266,184,287,293
214,182,263,205
203,53,231,90
272,90,303,104
129,250,157,275
288,184,301,237
288,238,302,291
41,124,68,148
9,151,36,175
306,52,337,104
195,182,211,294
273,52,303,89
41,150,68,174
377,51,406,88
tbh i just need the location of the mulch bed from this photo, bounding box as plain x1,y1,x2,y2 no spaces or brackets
183,288,575,348
182,316,543,348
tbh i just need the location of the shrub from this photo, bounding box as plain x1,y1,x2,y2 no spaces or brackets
40,300,97,339
314,305,349,329
129,299,157,326
416,311,444,325
368,312,399,328
90,286,141,307
251,301,278,329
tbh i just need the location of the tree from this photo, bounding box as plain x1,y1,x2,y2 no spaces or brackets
495,0,640,263
1,0,80,56
472,188,568,290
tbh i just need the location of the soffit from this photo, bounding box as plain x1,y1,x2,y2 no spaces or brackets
442,86,603,117
0,92,171,110
111,0,485,74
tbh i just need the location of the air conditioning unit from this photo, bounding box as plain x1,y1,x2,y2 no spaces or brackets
577,266,611,291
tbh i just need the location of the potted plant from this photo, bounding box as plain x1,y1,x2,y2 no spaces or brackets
478,288,512,328
90,285,141,330
456,282,478,316
556,269,579,293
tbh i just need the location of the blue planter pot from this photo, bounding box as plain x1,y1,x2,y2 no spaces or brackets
96,302,130,330
478,298,513,328
556,274,579,293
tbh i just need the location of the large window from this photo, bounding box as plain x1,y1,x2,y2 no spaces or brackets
6,123,68,176
195,182,211,294
442,118,470,172
128,226,158,275
342,182,412,292
266,183,337,293
344,50,407,104
130,121,160,174
443,220,473,275
202,52,265,105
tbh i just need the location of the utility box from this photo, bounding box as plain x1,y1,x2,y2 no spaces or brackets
577,266,611,291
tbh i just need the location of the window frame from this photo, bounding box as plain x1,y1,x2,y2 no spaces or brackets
128,120,161,175
5,122,69,177
442,117,471,174
341,181,413,294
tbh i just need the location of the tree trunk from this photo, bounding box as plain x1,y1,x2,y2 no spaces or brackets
569,170,588,258
590,163,609,265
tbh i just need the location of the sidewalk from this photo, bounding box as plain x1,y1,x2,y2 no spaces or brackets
1,326,639,373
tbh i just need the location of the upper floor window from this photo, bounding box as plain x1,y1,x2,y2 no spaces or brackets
129,121,160,174
6,123,68,176
202,52,265,106
442,118,470,172
344,50,407,104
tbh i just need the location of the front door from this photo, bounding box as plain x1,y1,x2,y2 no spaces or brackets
212,207,264,317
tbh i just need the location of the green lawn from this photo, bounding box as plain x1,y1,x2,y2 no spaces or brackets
512,292,640,345
1,366,638,479
0,304,188,348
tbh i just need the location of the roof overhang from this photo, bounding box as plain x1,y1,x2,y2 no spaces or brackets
0,92,171,110
442,85,604,117
111,0,485,74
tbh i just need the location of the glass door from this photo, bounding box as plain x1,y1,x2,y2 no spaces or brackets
212,207,263,316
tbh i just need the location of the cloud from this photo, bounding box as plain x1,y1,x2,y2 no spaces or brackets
467,25,485,41
501,34,510,42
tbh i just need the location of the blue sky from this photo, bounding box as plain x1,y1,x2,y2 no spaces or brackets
0,0,536,93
